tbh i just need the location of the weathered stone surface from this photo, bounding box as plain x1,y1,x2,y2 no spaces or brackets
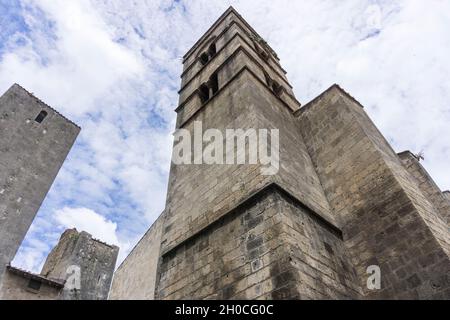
41,228,119,300
0,266,63,300
109,212,165,300
156,186,360,299
0,84,80,284
398,151,450,224
297,85,450,299
444,191,450,205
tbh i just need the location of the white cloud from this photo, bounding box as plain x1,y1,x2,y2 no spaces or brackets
54,207,120,246
12,238,50,272
0,0,144,117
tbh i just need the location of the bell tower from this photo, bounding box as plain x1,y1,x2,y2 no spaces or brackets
156,7,360,299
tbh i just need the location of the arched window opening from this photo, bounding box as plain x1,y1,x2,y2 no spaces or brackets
260,48,270,61
210,73,219,96
272,81,283,96
34,110,48,124
198,84,210,104
208,42,217,58
254,41,269,61
200,52,209,65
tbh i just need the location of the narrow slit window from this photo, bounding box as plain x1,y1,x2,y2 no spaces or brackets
198,84,210,104
35,110,48,124
210,73,219,95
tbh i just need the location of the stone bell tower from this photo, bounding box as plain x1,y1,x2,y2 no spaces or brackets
155,6,361,299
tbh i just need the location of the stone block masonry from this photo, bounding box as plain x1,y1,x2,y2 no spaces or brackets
297,85,450,299
156,184,360,299
398,151,450,225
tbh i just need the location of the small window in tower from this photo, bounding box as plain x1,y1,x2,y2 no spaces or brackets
199,52,209,65
28,279,42,291
35,110,48,124
208,42,217,58
272,81,283,96
210,73,219,96
198,84,210,104
254,42,270,61
260,49,270,61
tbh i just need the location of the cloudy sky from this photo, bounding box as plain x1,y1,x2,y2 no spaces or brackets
1,0,449,272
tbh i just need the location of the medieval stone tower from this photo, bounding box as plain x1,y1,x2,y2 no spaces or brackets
0,84,80,284
110,7,449,300
0,84,119,300
40,228,119,300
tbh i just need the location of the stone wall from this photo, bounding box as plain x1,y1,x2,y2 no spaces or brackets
297,85,450,299
163,69,332,258
109,212,165,300
444,191,450,205
157,185,360,299
398,151,450,224
0,84,80,284
0,268,62,300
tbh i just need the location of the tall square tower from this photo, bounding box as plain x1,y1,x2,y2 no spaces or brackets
0,84,80,283
156,7,360,299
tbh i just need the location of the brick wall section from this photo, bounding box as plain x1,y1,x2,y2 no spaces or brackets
398,151,450,224
109,212,165,300
0,84,80,284
297,85,450,299
156,185,360,299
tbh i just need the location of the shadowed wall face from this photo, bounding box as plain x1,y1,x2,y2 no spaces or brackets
157,188,360,300
0,84,80,284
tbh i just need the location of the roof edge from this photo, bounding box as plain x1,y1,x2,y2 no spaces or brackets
295,84,365,116
9,83,81,130
6,265,65,289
